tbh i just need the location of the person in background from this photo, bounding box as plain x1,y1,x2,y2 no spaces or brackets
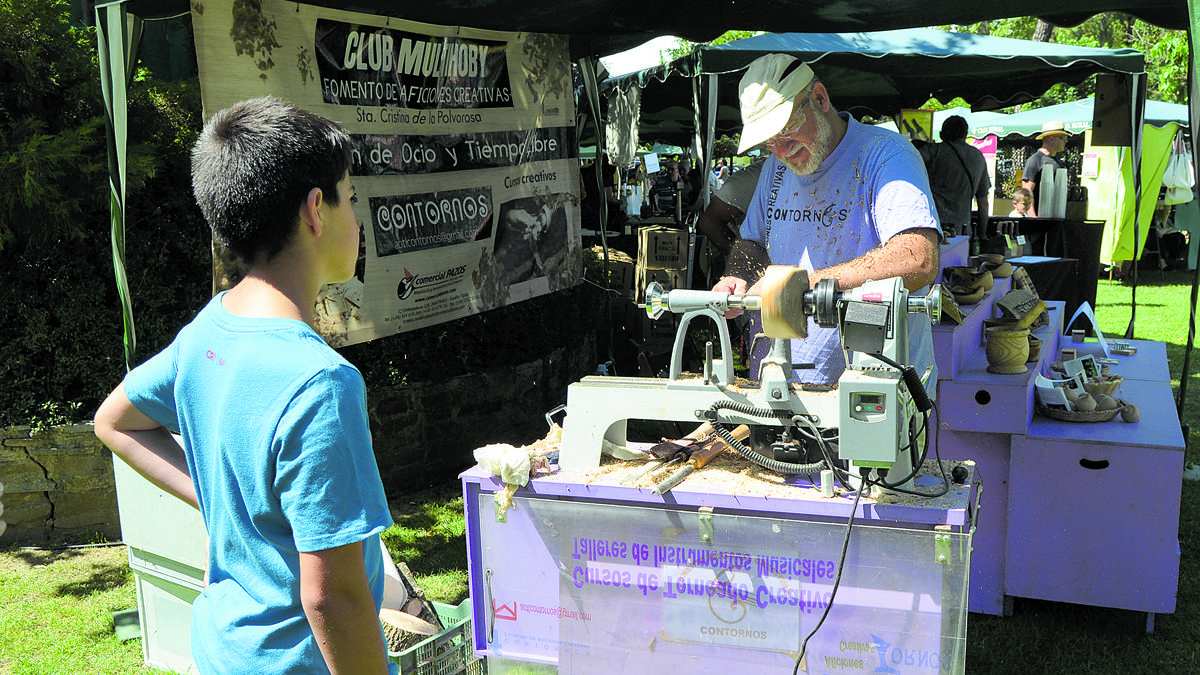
1009,186,1033,217
94,97,396,675
650,160,683,215
713,54,940,386
1154,201,1187,269
695,156,767,256
1021,120,1071,218
714,158,731,189
919,115,990,240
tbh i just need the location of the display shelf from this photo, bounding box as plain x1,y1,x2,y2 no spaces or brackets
931,275,1014,381
936,302,1063,435
1025,378,1184,448
929,252,1184,625
1057,338,1172,383
1013,379,1185,619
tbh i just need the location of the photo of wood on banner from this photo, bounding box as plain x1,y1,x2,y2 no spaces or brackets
194,0,582,347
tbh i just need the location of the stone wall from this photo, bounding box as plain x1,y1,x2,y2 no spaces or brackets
0,423,121,545
0,334,596,545
368,337,597,493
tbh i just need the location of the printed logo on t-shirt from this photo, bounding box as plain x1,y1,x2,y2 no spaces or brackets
766,203,850,228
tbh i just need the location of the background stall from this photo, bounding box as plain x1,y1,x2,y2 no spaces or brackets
968,97,1194,271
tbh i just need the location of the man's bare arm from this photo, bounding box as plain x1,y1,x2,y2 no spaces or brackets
94,384,197,509
810,228,941,293
301,542,390,675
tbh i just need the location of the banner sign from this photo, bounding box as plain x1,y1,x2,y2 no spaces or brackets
192,0,580,346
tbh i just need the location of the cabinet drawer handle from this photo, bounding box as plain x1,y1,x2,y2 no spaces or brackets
1079,458,1109,470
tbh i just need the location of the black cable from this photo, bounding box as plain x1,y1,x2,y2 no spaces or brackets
866,401,951,499
707,401,827,475
792,472,869,675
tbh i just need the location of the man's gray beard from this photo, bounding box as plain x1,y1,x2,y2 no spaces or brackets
783,107,832,176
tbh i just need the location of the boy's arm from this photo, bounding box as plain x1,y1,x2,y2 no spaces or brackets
300,542,390,674
95,383,198,509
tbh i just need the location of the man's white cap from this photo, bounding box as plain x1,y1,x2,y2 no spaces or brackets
737,54,816,154
1036,120,1070,139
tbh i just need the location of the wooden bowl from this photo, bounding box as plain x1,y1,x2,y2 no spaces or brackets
1083,376,1123,398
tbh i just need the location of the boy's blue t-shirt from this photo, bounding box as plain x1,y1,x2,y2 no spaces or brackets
124,292,396,674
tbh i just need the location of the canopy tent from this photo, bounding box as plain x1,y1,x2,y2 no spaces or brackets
96,0,1199,413
964,97,1190,266
876,106,1008,139
604,29,1147,147
970,98,1189,138
107,0,1190,59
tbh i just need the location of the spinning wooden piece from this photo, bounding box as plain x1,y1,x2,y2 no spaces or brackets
758,265,811,338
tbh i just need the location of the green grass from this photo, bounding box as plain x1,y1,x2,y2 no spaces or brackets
381,483,470,604
3,268,1200,673
0,545,159,675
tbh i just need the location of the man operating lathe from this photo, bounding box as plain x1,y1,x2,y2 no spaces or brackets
713,54,941,385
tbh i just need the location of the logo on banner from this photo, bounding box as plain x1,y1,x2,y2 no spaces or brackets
397,269,417,300
316,19,513,109
493,600,518,621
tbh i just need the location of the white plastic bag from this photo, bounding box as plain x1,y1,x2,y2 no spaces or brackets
1165,132,1195,205
473,443,532,486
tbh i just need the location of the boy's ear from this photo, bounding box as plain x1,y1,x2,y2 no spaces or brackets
301,186,324,236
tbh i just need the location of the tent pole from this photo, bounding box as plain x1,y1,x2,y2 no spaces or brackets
1178,7,1200,428
579,54,617,369
1125,73,1147,340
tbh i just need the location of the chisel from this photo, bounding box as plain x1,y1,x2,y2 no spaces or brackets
619,423,714,485
653,425,750,494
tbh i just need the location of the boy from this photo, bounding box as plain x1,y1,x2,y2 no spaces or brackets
1009,186,1033,217
95,97,395,675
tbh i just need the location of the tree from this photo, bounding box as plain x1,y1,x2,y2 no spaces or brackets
666,30,761,61
940,14,1188,108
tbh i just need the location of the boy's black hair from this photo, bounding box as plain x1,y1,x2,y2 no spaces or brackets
191,96,353,262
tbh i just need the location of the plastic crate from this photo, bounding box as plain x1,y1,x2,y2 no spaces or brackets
389,599,484,675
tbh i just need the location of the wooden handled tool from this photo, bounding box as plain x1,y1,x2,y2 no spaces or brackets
653,425,750,495
619,422,714,485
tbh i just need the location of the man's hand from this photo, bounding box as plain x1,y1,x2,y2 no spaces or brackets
712,276,763,318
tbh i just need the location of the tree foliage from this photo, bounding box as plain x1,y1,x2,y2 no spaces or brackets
938,14,1188,110
0,1,212,426
666,30,761,62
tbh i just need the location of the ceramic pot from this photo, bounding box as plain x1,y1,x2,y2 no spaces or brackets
975,254,1006,266
985,326,1030,374
951,285,985,305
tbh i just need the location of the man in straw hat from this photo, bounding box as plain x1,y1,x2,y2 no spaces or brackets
714,53,940,386
1021,120,1071,218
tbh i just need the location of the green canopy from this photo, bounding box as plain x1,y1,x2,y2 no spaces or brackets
970,98,1188,138
604,28,1146,147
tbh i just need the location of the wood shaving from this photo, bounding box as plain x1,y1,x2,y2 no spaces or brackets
538,442,975,509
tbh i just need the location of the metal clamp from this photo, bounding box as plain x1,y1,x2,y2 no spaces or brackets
698,506,714,543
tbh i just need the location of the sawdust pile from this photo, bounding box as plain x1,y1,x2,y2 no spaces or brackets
542,446,974,508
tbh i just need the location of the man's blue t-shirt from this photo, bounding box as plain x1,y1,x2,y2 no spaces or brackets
124,292,396,674
742,114,940,384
